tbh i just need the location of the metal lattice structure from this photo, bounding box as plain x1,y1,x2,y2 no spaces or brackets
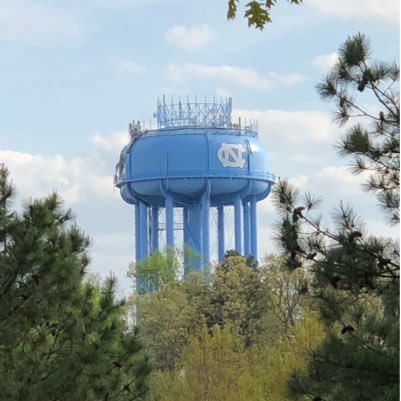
156,96,258,134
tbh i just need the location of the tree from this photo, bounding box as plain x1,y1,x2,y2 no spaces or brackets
273,34,399,401
135,280,204,370
318,32,400,224
251,310,324,401
128,249,179,294
0,166,150,401
147,324,253,401
227,0,302,30
147,313,324,401
260,254,311,336
200,254,271,347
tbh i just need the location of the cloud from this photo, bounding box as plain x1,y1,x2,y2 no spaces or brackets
165,25,213,51
233,109,337,143
0,132,129,205
167,63,303,90
288,174,310,190
0,1,89,45
315,166,368,195
114,60,146,75
90,132,129,155
0,132,136,294
307,0,399,24
311,52,338,72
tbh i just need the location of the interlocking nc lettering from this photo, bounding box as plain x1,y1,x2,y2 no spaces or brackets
217,143,246,168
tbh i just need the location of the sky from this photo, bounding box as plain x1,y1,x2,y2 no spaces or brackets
0,0,399,295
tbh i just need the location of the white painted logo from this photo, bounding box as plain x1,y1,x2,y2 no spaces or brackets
217,143,246,168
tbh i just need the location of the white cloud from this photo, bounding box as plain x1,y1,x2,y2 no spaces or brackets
90,132,129,154
0,1,89,45
315,166,368,195
307,0,399,24
311,52,338,72
233,109,337,143
114,60,146,75
165,25,213,51
0,132,129,205
167,64,185,82
0,132,135,294
167,63,303,90
288,174,310,190
291,153,319,163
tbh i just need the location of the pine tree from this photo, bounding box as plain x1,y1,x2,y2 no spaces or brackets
317,32,400,224
272,34,399,401
0,166,150,401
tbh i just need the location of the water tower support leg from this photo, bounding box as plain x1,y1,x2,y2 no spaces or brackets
151,207,159,253
202,195,210,274
234,197,243,254
217,206,225,262
135,204,141,262
250,197,258,260
165,197,174,250
139,202,149,260
243,201,251,256
183,207,189,272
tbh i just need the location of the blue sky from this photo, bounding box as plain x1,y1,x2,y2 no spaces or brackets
0,0,399,294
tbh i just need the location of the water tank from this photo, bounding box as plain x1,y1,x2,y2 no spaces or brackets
115,96,275,272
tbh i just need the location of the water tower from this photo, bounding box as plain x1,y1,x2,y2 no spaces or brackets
115,96,275,274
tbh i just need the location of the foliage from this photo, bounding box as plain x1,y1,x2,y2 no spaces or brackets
206,255,269,346
0,166,150,401
135,279,204,370
251,311,325,401
128,249,179,294
147,312,324,401
227,0,302,30
135,252,316,400
148,325,252,401
272,34,399,401
317,32,400,224
261,254,311,335
273,177,399,400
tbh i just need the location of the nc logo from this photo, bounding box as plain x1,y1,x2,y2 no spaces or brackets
217,143,246,168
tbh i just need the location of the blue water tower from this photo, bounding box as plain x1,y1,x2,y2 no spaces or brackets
115,96,275,273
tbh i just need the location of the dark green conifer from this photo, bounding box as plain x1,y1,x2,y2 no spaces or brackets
0,166,150,401
273,33,399,401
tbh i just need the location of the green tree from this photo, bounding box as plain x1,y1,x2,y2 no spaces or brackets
206,255,269,346
128,249,178,294
148,324,253,401
273,34,399,401
260,254,311,336
147,312,324,401
251,311,324,401
318,32,400,224
227,0,302,30
135,280,204,370
0,166,150,401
